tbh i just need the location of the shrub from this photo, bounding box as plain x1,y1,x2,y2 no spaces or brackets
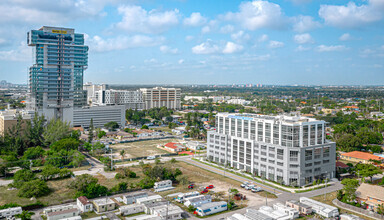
18,179,50,198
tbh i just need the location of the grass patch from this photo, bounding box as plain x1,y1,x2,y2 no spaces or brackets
254,191,278,199
0,178,76,206
111,139,180,158
80,212,101,219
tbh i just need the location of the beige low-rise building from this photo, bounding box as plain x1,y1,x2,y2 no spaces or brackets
93,198,116,213
0,110,32,136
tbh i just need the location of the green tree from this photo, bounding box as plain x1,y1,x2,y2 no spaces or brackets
176,175,190,185
341,178,359,202
13,169,36,188
26,113,45,148
43,118,71,146
18,179,50,198
120,149,125,160
355,163,382,182
15,211,34,220
97,130,106,139
88,118,94,143
104,121,119,131
141,125,149,129
68,174,98,192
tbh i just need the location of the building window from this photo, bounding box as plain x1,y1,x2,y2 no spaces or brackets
290,151,298,162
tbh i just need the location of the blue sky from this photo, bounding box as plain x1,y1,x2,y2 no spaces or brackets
0,0,383,85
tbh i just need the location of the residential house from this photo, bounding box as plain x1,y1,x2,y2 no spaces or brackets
119,204,145,216
122,192,148,205
163,142,186,153
46,208,80,220
184,195,212,208
154,180,173,192
0,207,22,219
136,195,163,205
286,200,312,215
77,196,93,213
195,201,227,216
355,183,384,212
92,198,116,213
340,151,384,164
144,201,168,214
299,197,339,218
150,204,184,220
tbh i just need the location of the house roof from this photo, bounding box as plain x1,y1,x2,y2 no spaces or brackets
47,208,78,217
336,161,349,168
165,142,184,149
341,151,384,161
77,196,90,205
356,183,384,201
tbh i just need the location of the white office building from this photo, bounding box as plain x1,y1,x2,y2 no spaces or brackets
95,89,145,110
72,105,125,128
207,113,336,187
140,87,181,110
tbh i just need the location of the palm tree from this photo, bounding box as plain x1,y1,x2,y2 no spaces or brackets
120,150,125,160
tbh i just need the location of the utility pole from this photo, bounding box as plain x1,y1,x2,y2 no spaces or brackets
110,149,113,171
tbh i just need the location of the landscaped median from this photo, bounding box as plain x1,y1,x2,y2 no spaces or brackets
191,158,334,193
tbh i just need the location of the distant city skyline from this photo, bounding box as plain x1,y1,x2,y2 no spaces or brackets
0,0,383,85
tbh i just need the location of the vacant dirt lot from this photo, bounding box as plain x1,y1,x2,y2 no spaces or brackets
110,138,181,158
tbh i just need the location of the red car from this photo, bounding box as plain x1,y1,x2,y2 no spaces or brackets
201,189,209,194
188,184,195,189
206,185,214,189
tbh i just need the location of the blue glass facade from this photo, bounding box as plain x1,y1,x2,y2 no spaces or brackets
28,26,88,119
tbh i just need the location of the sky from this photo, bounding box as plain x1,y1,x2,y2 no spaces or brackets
0,0,383,85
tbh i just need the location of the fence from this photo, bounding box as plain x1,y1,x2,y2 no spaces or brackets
333,199,384,220
113,153,178,163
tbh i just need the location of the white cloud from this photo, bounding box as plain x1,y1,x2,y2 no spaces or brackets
0,41,31,61
178,59,184,64
230,31,250,43
159,45,178,54
183,12,207,27
319,0,384,28
115,5,179,34
191,40,243,54
201,26,211,34
339,33,352,41
292,15,321,32
222,42,244,54
294,33,314,44
269,40,284,48
382,45,384,50
185,35,194,42
192,40,220,54
258,34,269,42
86,35,164,52
316,45,347,52
295,45,311,52
0,0,110,24
222,0,286,30
220,25,235,33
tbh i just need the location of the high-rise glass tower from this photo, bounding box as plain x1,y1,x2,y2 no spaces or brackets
27,26,88,121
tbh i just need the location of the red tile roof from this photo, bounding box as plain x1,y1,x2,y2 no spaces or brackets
165,142,183,149
78,196,90,205
341,151,384,161
336,161,349,168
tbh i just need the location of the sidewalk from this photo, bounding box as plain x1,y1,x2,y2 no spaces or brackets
193,158,335,193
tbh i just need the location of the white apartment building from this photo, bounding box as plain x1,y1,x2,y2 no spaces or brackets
140,87,181,110
95,89,145,110
83,82,107,105
207,113,336,186
72,105,125,128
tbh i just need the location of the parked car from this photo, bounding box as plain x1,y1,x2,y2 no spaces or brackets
241,182,249,188
188,184,195,189
201,189,209,194
206,185,214,189
245,184,255,190
251,187,263,193
146,156,156,160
